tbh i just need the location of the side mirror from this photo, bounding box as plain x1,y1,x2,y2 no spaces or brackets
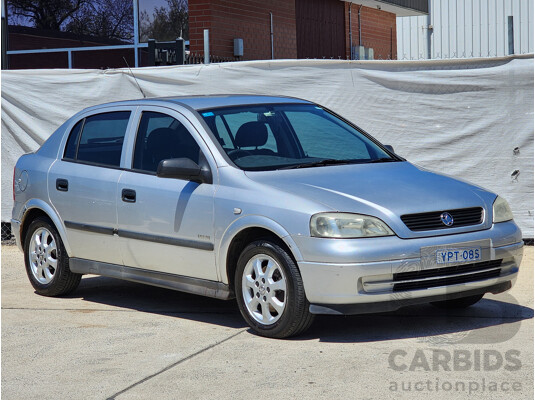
156,158,212,184
384,144,395,153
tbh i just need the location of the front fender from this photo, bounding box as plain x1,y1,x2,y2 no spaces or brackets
217,215,304,284
19,198,72,256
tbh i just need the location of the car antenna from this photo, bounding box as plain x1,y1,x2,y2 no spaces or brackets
123,56,146,99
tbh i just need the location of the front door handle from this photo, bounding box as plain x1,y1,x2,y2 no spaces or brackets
122,189,136,203
56,178,69,192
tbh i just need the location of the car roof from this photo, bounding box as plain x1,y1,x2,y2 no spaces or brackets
84,94,312,113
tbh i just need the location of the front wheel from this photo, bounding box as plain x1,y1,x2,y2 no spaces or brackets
235,240,314,338
24,217,81,296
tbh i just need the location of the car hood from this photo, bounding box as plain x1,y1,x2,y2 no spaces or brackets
244,161,496,239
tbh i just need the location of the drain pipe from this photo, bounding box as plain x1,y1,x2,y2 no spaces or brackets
349,4,352,59
270,12,274,60
204,29,210,64
358,4,363,46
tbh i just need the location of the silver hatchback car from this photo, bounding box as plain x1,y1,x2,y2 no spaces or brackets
12,95,523,338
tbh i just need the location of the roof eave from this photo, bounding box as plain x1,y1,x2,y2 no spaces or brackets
342,0,428,17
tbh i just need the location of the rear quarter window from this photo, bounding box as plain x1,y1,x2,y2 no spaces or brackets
63,120,83,159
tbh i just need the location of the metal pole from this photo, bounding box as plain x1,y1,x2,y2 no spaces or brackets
427,0,432,59
176,37,185,65
349,4,352,59
390,26,393,59
508,16,514,55
204,29,210,64
270,12,274,60
133,0,139,67
2,0,8,69
68,50,72,68
8,43,147,55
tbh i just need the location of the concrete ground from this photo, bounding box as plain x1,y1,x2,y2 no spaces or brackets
2,244,533,400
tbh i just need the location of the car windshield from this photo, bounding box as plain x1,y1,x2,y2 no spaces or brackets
199,103,397,171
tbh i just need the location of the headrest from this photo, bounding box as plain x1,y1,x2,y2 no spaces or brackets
146,128,180,159
147,128,177,147
235,121,268,148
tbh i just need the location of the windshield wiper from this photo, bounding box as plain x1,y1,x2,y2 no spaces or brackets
278,159,356,170
365,157,399,163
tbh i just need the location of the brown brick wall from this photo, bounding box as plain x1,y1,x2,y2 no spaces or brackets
7,1,398,68
189,0,297,60
191,1,397,61
344,3,397,60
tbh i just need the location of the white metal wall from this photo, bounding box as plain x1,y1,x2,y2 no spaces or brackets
397,0,534,59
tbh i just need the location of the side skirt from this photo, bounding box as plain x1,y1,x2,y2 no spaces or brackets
69,258,234,300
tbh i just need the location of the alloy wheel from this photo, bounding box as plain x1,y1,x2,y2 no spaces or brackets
28,228,58,284
241,254,287,324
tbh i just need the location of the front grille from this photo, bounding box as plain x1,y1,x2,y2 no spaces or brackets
393,259,502,281
401,207,483,231
393,269,501,292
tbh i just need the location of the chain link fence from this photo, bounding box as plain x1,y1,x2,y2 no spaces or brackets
2,222,15,245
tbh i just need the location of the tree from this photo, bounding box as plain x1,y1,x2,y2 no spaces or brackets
67,0,134,42
8,0,134,42
140,0,188,42
8,0,87,31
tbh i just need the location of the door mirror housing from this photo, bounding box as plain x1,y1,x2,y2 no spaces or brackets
384,144,395,154
156,158,212,184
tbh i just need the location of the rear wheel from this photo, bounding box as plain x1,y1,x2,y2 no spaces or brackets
235,240,314,338
431,294,484,309
24,217,81,296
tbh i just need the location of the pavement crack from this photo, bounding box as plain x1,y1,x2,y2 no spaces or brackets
106,329,246,400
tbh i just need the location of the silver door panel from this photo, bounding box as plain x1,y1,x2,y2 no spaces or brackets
48,160,123,264
117,171,216,280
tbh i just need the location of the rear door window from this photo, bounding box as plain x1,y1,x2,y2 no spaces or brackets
64,111,131,167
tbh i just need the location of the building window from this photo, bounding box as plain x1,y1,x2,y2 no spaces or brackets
7,0,135,48
138,0,188,42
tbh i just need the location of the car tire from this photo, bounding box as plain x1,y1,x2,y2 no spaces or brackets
430,294,484,309
24,217,81,296
235,239,314,338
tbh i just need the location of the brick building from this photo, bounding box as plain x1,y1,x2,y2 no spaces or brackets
190,0,428,60
2,0,427,69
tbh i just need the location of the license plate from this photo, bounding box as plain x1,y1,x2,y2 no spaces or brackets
436,247,481,264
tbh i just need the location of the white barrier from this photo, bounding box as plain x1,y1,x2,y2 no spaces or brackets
2,56,533,236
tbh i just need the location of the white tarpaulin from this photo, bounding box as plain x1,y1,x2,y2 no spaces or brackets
2,55,533,236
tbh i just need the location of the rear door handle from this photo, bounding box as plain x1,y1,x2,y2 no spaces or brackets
122,189,136,203
56,178,68,192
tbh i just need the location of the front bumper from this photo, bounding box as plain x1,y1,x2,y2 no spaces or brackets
293,221,523,314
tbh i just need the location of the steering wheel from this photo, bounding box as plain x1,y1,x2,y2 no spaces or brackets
228,149,253,161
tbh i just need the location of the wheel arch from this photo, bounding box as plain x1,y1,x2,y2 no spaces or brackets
19,199,72,256
218,216,303,290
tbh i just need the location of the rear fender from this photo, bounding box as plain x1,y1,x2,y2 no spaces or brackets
20,199,72,256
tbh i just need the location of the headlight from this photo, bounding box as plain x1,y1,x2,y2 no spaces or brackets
493,196,514,223
310,212,394,238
